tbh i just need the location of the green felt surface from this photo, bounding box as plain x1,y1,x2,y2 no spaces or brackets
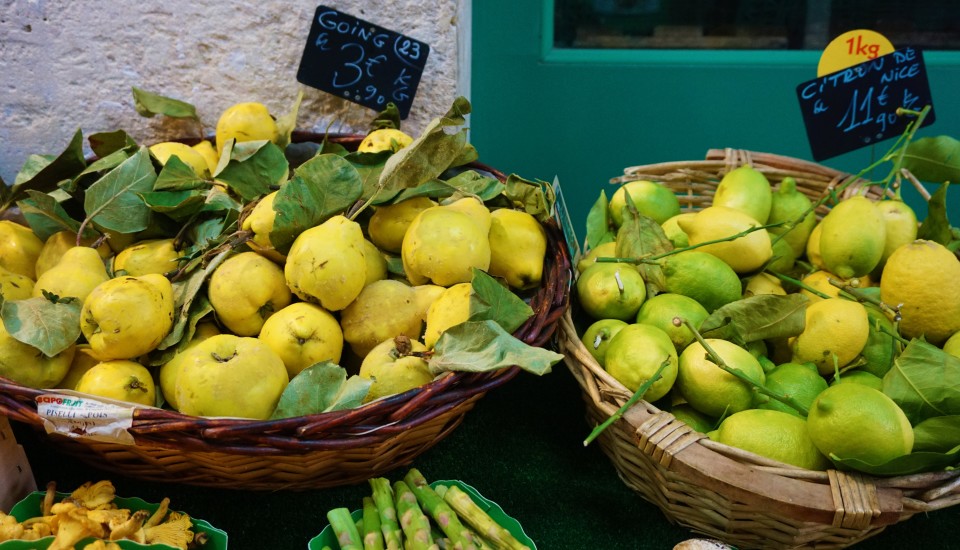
11,365,960,549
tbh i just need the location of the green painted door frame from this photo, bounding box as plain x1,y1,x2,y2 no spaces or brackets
470,0,960,238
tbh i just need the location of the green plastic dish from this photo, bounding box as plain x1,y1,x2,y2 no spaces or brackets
2,491,228,550
307,479,536,549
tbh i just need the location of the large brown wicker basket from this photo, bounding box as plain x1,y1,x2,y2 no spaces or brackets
560,148,960,549
0,133,571,491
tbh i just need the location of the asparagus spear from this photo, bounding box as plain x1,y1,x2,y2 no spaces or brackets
369,477,402,550
362,496,386,550
435,485,531,550
327,507,364,550
404,469,479,550
394,480,437,550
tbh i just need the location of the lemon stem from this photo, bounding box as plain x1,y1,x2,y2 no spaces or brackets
826,277,902,321
680,317,810,417
583,358,672,447
767,270,831,300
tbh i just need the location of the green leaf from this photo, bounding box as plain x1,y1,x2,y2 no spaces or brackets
200,186,242,214
156,249,232,351
913,415,960,453
882,339,960,425
147,294,213,366
14,154,56,185
17,190,86,241
347,150,391,201
274,90,303,150
88,130,138,159
917,182,953,245
154,155,208,191
585,190,616,250
131,87,199,120
270,362,372,419
215,140,288,201
503,174,553,222
468,269,534,335
82,146,157,233
375,97,472,200
902,135,960,183
828,446,960,477
616,193,671,296
269,154,363,252
1,296,81,357
6,129,87,210
429,320,563,376
79,149,134,179
139,189,206,221
700,294,809,345
370,102,402,131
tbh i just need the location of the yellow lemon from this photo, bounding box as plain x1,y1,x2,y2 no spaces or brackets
603,323,679,402
804,221,827,270
712,409,831,470
677,339,765,418
743,272,786,298
791,298,869,376
806,383,913,465
875,199,918,270
608,180,681,226
880,239,960,345
818,196,886,278
944,330,960,359
677,206,772,274
712,164,773,224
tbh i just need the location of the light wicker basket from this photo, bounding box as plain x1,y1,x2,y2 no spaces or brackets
560,148,960,549
0,133,572,491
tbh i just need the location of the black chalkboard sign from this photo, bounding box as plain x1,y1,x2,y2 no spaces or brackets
796,47,936,161
296,6,430,119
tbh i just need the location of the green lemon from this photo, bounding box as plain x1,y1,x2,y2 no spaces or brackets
609,180,681,227
576,241,624,274
677,339,766,418
677,205,773,274
806,383,914,465
712,409,831,470
944,331,960,359
874,199,918,270
634,292,709,352
670,403,717,434
712,164,773,224
661,213,694,249
754,361,828,417
767,235,798,273
660,250,742,313
804,221,827,271
580,319,629,367
831,369,884,391
767,177,817,259
603,323,679,402
819,196,886,279
576,262,647,321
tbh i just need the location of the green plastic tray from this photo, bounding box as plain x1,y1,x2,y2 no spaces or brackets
308,479,535,549
2,491,228,550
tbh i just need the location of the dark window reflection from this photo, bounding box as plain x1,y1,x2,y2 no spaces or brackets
555,1,960,50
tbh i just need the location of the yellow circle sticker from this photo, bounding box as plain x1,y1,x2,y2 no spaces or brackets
818,30,895,77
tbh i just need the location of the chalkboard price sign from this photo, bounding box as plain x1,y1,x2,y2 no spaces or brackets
297,6,430,119
796,47,936,161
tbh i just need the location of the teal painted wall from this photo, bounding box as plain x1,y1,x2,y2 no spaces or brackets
470,1,960,245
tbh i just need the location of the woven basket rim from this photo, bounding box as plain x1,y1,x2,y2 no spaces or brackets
563,148,960,548
0,132,573,457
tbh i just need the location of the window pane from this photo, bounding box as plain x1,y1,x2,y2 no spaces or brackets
554,1,960,50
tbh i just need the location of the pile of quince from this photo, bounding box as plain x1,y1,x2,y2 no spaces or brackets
0,92,562,421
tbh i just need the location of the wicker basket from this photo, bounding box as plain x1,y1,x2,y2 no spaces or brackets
0,133,572,491
560,148,960,549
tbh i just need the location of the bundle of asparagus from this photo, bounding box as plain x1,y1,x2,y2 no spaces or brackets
320,468,532,550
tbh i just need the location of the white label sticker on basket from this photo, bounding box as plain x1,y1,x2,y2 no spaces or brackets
36,394,136,445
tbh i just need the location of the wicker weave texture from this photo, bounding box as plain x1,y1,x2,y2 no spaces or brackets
564,149,960,549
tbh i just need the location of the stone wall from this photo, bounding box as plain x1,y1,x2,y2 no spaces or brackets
0,0,466,183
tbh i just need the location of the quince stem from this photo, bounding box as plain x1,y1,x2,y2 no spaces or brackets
680,317,810,417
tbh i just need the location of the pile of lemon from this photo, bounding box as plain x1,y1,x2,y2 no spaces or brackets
576,166,960,472
0,101,549,421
